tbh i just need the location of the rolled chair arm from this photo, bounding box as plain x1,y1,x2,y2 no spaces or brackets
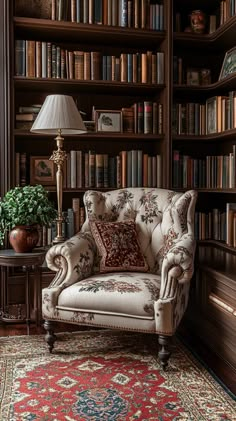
46,231,97,289
160,234,196,299
154,234,196,334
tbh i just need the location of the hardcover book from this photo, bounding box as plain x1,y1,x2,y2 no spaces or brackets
15,0,52,19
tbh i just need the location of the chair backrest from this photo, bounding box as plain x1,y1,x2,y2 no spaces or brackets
82,188,197,274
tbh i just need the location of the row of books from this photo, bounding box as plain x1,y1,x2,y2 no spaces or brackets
172,102,207,136
37,199,85,246
173,57,211,86
16,151,162,189
121,101,163,134
15,101,163,135
195,202,236,247
173,148,236,189
172,92,236,136
219,0,236,25
15,40,165,85
52,0,164,31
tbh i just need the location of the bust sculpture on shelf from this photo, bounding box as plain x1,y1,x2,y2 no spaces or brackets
0,184,57,252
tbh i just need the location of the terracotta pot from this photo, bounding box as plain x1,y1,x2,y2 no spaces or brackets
9,225,39,253
190,10,206,34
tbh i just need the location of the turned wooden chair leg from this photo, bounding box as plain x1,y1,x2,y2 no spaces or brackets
43,320,57,353
158,334,171,370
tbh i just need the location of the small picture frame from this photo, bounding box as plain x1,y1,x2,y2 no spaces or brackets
186,68,200,86
219,47,236,80
30,156,56,185
200,68,211,85
206,96,217,134
95,110,122,133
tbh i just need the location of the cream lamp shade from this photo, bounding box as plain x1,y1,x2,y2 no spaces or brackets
30,94,87,134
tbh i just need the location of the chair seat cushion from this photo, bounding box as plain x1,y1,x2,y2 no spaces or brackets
57,272,161,319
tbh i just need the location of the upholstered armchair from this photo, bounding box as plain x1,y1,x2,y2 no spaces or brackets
42,187,197,369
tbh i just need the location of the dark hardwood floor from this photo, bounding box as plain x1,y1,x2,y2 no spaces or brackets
0,320,235,396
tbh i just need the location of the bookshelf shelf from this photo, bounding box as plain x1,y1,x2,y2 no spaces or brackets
14,131,163,141
174,74,236,93
14,78,165,95
14,17,166,47
174,15,236,50
198,239,236,256
173,128,236,142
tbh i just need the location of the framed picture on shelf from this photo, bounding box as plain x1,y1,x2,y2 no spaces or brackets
219,47,236,80
95,110,122,133
30,156,55,185
186,68,200,85
206,96,217,134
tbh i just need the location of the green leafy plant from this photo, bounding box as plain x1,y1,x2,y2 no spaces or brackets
0,184,57,246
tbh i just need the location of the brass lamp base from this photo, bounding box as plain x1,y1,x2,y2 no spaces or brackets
49,129,67,244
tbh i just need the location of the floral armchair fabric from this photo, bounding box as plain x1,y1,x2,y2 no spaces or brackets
43,188,197,369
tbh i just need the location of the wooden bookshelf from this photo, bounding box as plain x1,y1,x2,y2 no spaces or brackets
173,0,236,376
1,0,236,386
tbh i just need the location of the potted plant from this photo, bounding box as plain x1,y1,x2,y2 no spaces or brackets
0,184,57,252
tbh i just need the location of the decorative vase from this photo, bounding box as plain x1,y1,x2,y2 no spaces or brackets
9,225,39,253
190,10,206,34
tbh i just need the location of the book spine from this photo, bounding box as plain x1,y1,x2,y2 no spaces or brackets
83,0,89,23
156,154,162,187
95,154,104,188
20,152,27,186
84,51,91,80
143,153,148,187
103,154,109,188
35,41,42,77
94,0,103,24
76,150,83,188
56,45,61,78
72,198,80,233
41,42,47,78
76,0,81,22
137,150,143,187
137,102,144,133
51,0,56,20
70,150,77,188
26,40,36,77
89,0,94,24
51,44,57,78
89,150,95,187
15,40,26,76
131,150,138,187
91,51,101,80
144,101,153,134
157,51,164,84
120,150,127,188
120,53,128,82
112,0,118,26
127,151,132,187
67,208,75,238
119,0,128,27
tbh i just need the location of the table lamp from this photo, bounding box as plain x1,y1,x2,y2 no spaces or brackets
30,94,87,243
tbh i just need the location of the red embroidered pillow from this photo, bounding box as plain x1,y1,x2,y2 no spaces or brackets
90,220,149,273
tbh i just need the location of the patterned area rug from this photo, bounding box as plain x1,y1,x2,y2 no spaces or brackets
0,330,235,420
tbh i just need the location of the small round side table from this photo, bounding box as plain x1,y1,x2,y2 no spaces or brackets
0,248,46,329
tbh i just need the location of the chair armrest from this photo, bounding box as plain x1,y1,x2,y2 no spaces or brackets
160,234,196,299
46,231,96,289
